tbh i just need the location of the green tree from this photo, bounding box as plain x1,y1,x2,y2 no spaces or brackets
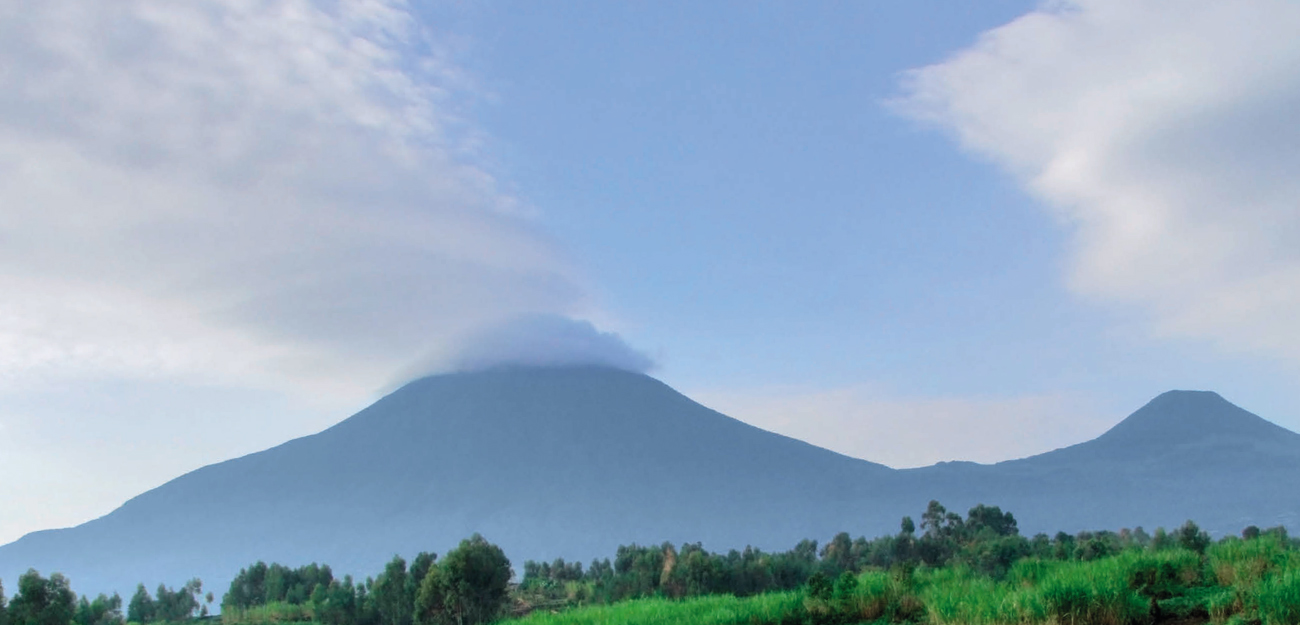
1175,520,1211,554
1076,533,1116,561
73,594,123,625
819,533,854,575
415,535,512,625
804,572,831,602
372,556,409,625
127,585,154,624
9,570,76,625
223,562,268,611
1151,527,1175,551
152,580,202,623
1,578,9,625
405,553,436,618
264,565,288,605
830,571,858,611
920,500,949,537
965,504,1019,538
355,579,380,625
315,577,357,625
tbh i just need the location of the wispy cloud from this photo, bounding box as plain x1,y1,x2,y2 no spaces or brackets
0,0,589,400
443,314,656,375
0,0,604,543
894,0,1300,366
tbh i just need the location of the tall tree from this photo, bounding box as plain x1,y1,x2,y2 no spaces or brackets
965,504,1019,538
9,570,76,625
371,556,409,625
819,533,854,575
127,585,154,624
1175,520,1211,554
316,577,357,625
416,535,511,625
155,579,202,622
73,594,123,625
406,553,436,612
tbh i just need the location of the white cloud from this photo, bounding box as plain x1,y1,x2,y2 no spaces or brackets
0,1,597,542
693,386,1110,468
895,0,1300,365
442,314,656,375
0,0,588,400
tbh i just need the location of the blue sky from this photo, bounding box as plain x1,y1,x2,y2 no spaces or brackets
439,1,1298,428
2,0,1299,544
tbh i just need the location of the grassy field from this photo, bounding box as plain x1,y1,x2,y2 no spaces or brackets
501,536,1300,625
506,592,806,625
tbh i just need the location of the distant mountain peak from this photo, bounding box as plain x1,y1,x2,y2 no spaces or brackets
1095,390,1295,448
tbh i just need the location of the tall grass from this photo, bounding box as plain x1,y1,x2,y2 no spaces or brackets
501,540,1300,625
922,566,1046,625
1034,560,1149,625
1258,569,1300,625
1206,536,1300,624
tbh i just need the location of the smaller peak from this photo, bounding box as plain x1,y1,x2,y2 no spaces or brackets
1097,390,1293,448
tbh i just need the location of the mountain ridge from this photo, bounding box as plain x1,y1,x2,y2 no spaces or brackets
4,367,1299,599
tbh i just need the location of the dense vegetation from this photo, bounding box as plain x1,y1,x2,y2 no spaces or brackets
506,532,1300,625
5,502,1300,625
0,571,212,625
220,534,511,625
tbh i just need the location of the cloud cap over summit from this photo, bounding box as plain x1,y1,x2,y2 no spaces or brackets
433,314,656,375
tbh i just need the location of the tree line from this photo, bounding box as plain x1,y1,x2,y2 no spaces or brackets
0,571,214,625
514,501,1291,612
221,534,511,625
2,502,1292,625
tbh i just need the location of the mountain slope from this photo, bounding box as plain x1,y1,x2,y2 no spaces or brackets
3,372,1299,600
0,367,903,598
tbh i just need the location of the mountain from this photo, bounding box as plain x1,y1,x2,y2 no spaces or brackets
3,370,1299,600
0,367,906,598
899,390,1300,535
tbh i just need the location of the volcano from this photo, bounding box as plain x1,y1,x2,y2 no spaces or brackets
3,369,1298,599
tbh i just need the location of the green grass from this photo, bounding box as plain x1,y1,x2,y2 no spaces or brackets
504,556,1202,625
505,592,805,625
299,537,1300,625
220,602,319,625
1258,568,1300,625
